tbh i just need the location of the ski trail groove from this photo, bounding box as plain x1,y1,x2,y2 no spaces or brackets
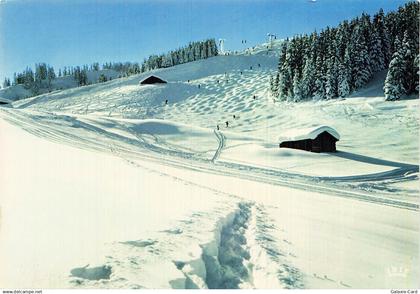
212,130,225,163
174,202,303,289
201,202,252,289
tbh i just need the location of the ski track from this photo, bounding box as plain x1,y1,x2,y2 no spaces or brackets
0,108,418,211
66,200,304,289
212,129,225,163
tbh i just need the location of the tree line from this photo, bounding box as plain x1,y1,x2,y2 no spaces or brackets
269,1,419,101
2,38,218,96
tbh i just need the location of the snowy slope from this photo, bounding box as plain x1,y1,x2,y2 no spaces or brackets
4,50,418,203
0,44,419,289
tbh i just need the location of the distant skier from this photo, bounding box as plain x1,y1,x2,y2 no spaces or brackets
253,95,256,100
258,63,261,67
240,71,243,75
250,66,253,70
225,121,229,128
187,79,190,83
233,115,236,119
217,125,219,130
217,80,219,83
165,99,168,105
198,84,201,89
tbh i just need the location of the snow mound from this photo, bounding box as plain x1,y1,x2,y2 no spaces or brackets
278,125,340,143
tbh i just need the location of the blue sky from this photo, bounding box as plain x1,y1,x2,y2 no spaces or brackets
0,0,410,82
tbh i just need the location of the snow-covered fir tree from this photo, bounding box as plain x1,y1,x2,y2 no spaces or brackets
400,31,417,94
337,52,351,98
369,28,385,72
384,37,406,100
325,57,338,99
292,71,302,102
349,24,372,89
300,57,315,99
373,9,391,66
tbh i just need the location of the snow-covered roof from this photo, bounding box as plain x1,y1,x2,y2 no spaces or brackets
279,126,340,142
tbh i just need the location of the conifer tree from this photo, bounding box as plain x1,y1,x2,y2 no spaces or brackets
300,57,315,99
337,51,351,98
373,9,391,65
349,25,372,89
384,37,406,100
369,28,385,71
292,72,302,102
3,78,11,88
400,31,416,93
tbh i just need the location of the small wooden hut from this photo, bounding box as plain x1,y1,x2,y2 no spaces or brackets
279,126,340,153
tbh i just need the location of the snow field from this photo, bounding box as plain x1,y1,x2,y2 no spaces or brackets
0,42,418,289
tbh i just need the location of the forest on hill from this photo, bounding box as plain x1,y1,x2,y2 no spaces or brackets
269,1,419,101
2,39,218,96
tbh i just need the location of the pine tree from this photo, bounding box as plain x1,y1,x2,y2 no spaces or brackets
400,31,416,94
3,78,11,88
47,66,56,88
337,52,351,98
349,25,372,89
300,57,315,99
313,76,325,100
369,28,385,71
325,57,338,99
292,72,302,102
373,9,391,65
23,67,34,89
80,70,88,86
384,37,406,100
278,67,292,100
313,56,326,100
